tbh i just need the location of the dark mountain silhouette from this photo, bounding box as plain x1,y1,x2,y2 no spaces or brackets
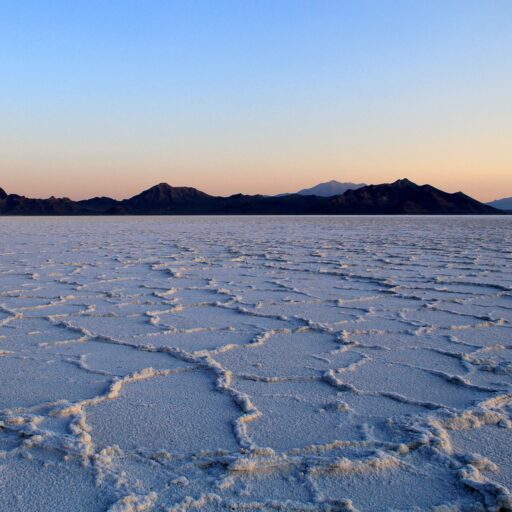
0,187,7,200
487,197,512,211
324,179,498,214
77,196,118,212
0,193,83,215
0,179,501,215
118,183,216,214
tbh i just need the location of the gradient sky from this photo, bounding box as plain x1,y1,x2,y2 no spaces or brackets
1,1,511,201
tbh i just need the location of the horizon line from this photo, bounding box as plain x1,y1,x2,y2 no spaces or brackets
1,177,508,203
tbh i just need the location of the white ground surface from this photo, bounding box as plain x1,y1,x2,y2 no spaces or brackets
0,216,511,511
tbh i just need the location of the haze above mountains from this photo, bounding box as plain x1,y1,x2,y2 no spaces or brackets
0,179,504,215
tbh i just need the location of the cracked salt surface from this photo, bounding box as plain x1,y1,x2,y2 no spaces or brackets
1,216,512,511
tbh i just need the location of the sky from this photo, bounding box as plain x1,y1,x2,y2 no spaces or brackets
1,1,511,201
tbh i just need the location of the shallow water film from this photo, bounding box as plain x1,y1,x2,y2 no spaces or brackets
1,216,512,511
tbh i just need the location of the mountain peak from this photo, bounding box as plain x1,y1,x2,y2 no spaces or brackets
391,178,417,187
153,182,172,190
0,187,6,199
142,182,175,194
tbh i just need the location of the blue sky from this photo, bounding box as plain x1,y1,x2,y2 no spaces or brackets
1,1,511,200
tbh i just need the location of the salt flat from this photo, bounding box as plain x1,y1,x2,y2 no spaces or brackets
0,216,511,511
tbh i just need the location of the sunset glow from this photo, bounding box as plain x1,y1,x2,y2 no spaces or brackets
1,1,511,201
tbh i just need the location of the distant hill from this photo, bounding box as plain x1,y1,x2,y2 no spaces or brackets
118,183,214,214
277,180,366,197
0,179,501,215
295,180,366,197
487,197,512,211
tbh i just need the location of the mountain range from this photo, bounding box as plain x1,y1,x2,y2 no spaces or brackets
0,179,502,215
